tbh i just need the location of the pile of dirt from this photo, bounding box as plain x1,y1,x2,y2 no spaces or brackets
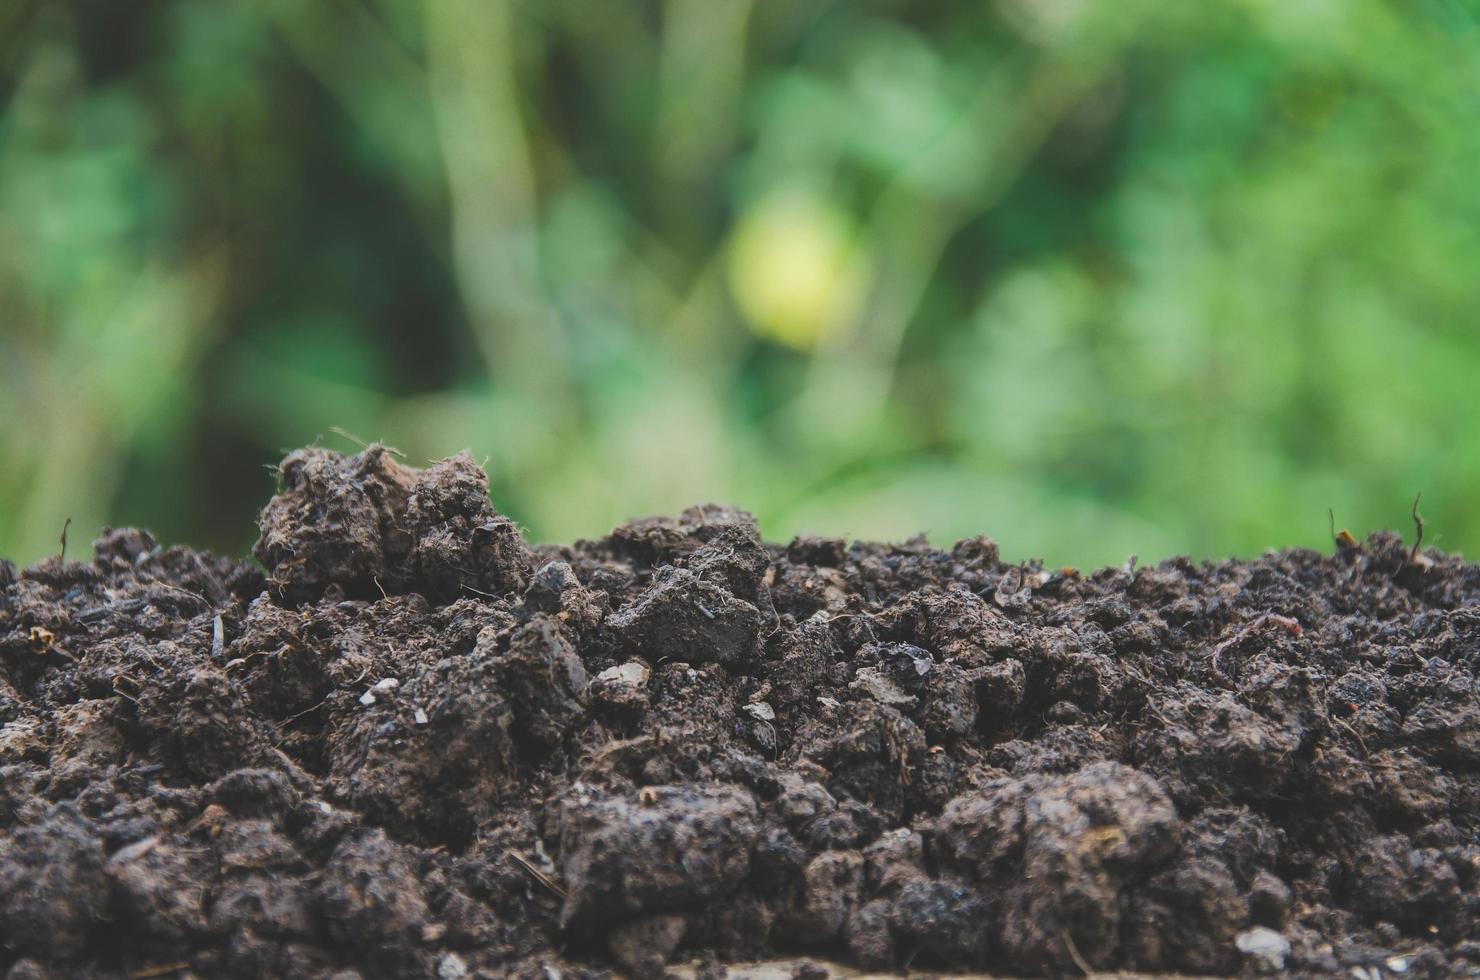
2,445,1478,978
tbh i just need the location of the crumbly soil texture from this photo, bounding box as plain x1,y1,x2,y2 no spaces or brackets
2,446,1478,979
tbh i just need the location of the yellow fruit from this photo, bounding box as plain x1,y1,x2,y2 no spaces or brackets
727,189,868,351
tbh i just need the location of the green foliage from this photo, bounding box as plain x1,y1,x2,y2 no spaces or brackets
1,0,1475,568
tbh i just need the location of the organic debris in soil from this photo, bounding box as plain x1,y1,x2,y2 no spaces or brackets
1,445,1479,978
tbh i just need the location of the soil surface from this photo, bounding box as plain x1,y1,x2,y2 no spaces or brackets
2,446,1478,979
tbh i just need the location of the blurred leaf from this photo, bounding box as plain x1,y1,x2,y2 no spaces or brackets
3,0,1480,567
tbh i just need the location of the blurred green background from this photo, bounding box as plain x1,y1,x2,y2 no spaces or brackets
2,0,1476,570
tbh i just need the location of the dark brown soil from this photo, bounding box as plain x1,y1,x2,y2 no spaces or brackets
2,446,1478,979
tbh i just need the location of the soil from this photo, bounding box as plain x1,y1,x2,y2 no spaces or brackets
2,445,1478,979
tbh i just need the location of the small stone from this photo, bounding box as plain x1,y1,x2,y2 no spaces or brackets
359,678,399,706
436,953,468,979
1236,926,1291,972
903,648,932,676
590,661,652,716
1386,955,1410,973
849,667,914,708
596,662,651,688
744,701,776,722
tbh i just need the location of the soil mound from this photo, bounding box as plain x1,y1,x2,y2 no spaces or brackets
1,446,1478,978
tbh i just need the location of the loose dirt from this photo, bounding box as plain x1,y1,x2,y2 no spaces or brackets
1,446,1477,978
